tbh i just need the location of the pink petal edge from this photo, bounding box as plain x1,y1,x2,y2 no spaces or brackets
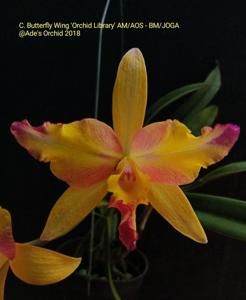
0,229,16,260
109,199,138,251
209,124,240,147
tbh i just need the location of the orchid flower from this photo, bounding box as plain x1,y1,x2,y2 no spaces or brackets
0,207,81,300
11,48,240,251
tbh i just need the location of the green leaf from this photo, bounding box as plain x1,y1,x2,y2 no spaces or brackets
187,193,246,241
195,210,246,242
145,83,205,124
187,193,246,220
184,162,246,191
185,105,219,135
175,65,221,121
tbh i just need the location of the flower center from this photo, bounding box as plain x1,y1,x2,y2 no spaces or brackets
107,156,150,205
107,156,150,251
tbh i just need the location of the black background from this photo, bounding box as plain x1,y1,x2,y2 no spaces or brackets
2,0,246,299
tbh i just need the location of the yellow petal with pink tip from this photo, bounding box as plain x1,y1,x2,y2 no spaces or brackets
11,118,123,187
131,120,240,185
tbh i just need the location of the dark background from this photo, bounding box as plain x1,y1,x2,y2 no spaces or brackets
2,0,246,299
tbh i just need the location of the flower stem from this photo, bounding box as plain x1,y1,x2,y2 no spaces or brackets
139,205,153,236
94,0,111,119
107,210,121,300
87,0,112,295
119,0,124,56
87,212,95,295
27,239,48,247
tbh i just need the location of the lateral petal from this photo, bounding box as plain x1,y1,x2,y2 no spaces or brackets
41,181,107,241
0,260,9,300
0,208,16,260
131,120,240,185
11,118,122,187
10,243,81,285
149,183,207,243
113,48,147,153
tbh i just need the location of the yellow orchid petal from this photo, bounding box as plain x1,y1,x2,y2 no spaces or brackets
11,118,122,187
10,243,81,285
149,183,207,243
0,260,9,300
131,120,240,185
0,208,16,260
108,157,150,250
113,48,147,153
41,181,107,241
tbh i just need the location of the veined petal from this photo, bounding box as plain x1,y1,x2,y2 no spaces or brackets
10,243,81,285
0,208,16,260
109,198,138,251
149,183,207,243
0,260,9,300
41,181,107,241
113,48,147,153
11,118,122,187
131,120,240,185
